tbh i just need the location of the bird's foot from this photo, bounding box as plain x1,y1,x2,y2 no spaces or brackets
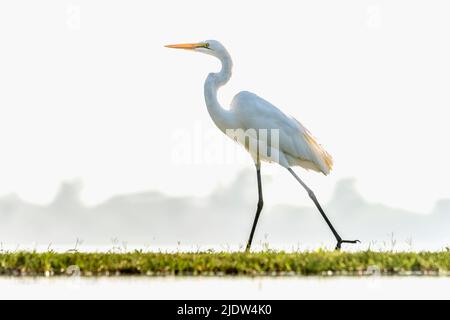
335,239,360,251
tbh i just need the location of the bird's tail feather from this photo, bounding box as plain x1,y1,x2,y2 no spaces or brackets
303,131,333,175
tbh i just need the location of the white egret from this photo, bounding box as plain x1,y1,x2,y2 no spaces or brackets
166,40,359,250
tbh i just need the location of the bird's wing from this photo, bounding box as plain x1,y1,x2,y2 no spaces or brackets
231,91,333,174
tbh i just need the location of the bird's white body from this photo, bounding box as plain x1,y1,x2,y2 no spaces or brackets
230,91,332,174
201,40,333,174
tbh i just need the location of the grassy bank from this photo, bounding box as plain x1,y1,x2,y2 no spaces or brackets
0,250,449,276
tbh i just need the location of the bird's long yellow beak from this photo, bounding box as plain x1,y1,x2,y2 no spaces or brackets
165,42,207,50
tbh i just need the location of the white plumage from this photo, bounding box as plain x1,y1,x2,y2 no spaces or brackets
166,40,358,251
230,90,333,174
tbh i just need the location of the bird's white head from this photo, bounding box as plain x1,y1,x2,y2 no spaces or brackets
165,40,229,61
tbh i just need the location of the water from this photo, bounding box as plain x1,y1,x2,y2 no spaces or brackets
0,241,435,253
1,276,449,299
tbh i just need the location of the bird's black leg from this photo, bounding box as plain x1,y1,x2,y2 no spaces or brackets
287,168,359,250
246,163,264,252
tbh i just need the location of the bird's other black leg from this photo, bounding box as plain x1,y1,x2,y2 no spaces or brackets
287,168,359,250
246,163,264,252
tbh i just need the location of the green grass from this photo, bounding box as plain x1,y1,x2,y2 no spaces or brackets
1,250,449,276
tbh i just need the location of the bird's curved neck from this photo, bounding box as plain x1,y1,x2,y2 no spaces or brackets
204,52,234,132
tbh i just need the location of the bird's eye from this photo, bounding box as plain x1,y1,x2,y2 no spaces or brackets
204,43,210,48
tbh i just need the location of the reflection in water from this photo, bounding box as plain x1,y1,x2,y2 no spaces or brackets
1,276,449,299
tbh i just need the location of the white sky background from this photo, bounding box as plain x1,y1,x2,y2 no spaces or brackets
0,0,450,214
